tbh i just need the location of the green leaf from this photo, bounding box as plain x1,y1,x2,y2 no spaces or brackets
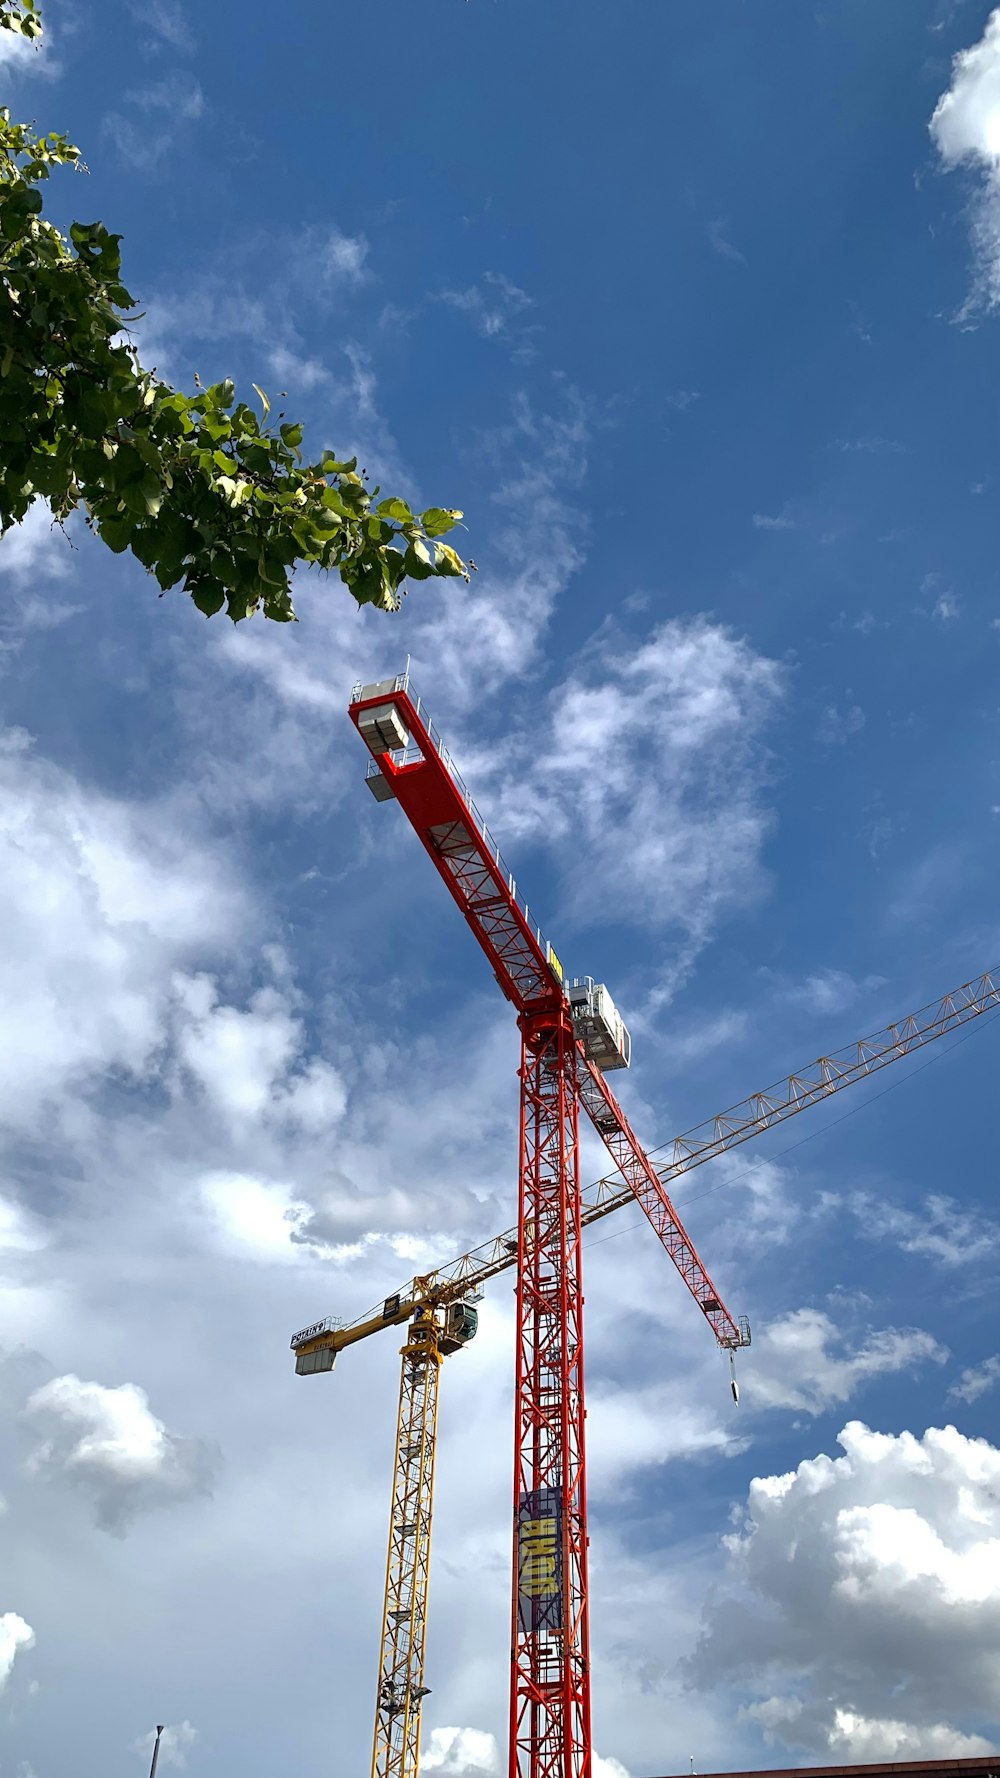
191,579,226,618
403,540,435,581
420,506,462,537
251,382,270,423
97,515,134,554
378,497,414,523
434,542,467,578
153,556,188,591
256,551,286,587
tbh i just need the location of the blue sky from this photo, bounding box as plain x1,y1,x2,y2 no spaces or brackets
2,2,1000,1776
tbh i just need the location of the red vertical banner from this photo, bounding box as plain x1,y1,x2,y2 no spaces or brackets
509,1011,591,1778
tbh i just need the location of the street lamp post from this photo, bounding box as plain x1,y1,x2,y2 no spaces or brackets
148,1725,165,1778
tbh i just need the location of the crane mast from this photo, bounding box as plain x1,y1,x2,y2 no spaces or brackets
376,1311,440,1778
513,1005,589,1778
373,1299,479,1778
349,670,747,1778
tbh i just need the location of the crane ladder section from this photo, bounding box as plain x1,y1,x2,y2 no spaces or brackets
291,965,1000,1364
350,683,562,1014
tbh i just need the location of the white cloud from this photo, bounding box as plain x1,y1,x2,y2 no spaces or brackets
777,967,886,1015
826,1709,994,1761
0,19,57,77
407,385,588,704
658,1007,749,1065
421,1728,629,1778
135,238,388,486
173,975,346,1134
752,512,793,530
0,1614,34,1690
176,978,298,1117
423,1726,500,1775
0,1196,45,1254
266,342,330,392
0,733,246,1134
708,218,746,265
323,228,370,287
931,8,1000,313
24,1375,219,1533
200,1172,316,1263
481,616,782,1003
720,1156,799,1249
817,702,865,745
127,0,193,50
746,1309,947,1415
689,1421,1000,1756
744,1698,994,1762
665,389,700,412
933,589,961,620
103,75,205,169
931,11,1000,167
126,73,204,119
0,503,73,587
0,30,36,72
435,273,536,357
135,1721,198,1770
847,1190,1000,1266
838,436,906,455
587,1381,745,1494
949,1354,1000,1403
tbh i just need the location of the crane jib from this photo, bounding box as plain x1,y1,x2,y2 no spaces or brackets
350,688,564,1014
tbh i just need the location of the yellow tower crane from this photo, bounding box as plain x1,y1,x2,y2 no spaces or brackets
291,966,1000,1778
293,1283,482,1778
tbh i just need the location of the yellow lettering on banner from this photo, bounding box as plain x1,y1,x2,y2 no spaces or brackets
519,1516,559,1598
547,945,564,983
522,1556,557,1597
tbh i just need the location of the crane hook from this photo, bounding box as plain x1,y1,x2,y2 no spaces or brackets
729,1350,740,1406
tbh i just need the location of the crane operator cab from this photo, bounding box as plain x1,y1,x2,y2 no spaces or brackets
568,978,632,1072
438,1299,479,1356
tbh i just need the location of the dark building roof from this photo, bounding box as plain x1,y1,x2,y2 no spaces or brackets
653,1761,999,1778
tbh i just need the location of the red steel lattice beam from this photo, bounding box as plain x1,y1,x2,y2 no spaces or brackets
510,1009,591,1778
350,687,560,1012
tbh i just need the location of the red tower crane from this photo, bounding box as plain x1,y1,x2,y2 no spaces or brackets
349,670,749,1778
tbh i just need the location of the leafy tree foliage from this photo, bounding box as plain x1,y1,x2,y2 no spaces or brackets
0,0,470,621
